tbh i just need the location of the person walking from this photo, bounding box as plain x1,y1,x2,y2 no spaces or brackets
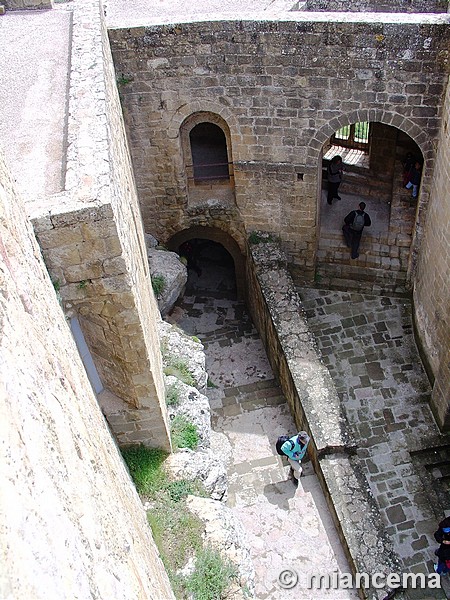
342,201,371,259
327,155,344,205
434,531,450,575
279,431,310,484
405,161,422,199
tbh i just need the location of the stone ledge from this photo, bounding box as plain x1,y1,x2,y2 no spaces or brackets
319,454,402,600
247,238,404,600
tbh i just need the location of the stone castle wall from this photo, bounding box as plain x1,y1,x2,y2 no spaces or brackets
109,15,450,277
3,0,52,10
413,74,450,430
304,0,448,13
30,0,171,449
0,151,174,599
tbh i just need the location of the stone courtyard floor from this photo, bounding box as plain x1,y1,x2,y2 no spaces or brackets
168,246,450,600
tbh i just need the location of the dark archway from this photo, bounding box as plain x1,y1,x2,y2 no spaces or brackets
316,121,424,294
178,239,237,300
167,226,245,301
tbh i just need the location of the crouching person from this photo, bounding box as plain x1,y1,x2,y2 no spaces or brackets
280,431,310,484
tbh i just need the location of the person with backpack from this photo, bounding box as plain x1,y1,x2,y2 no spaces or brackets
327,155,344,205
276,431,310,484
342,201,371,259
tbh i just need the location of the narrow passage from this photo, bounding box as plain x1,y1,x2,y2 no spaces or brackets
168,241,359,599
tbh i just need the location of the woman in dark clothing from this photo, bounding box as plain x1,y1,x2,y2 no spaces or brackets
327,155,344,205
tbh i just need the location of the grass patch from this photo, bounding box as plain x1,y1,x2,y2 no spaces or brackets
166,382,180,407
164,358,195,387
248,230,279,245
185,546,238,600
151,274,166,298
122,445,238,599
117,74,133,86
171,415,199,451
148,501,204,598
120,445,167,496
207,377,218,389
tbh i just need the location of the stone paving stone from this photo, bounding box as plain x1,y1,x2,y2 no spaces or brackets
169,265,360,599
297,286,450,598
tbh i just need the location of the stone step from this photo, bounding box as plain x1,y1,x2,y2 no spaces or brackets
211,379,287,424
316,248,407,272
312,264,409,296
319,231,393,251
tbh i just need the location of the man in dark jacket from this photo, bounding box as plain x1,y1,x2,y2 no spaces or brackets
327,155,344,205
342,201,371,259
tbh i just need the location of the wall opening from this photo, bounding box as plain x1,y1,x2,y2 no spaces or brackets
317,122,424,294
178,239,237,299
180,112,236,207
167,226,245,300
189,123,230,183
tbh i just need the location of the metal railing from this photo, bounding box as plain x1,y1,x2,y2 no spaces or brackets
186,161,233,182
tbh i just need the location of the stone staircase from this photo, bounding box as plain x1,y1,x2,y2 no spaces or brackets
410,442,450,521
316,230,410,296
316,163,418,296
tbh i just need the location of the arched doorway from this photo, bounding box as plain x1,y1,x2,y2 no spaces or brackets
167,226,245,301
178,239,237,299
317,121,424,294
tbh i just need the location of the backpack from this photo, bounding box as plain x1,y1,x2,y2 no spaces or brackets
276,435,294,456
351,211,365,232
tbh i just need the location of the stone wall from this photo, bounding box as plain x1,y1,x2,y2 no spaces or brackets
304,0,448,13
413,74,450,430
30,0,171,450
3,0,51,10
0,151,174,600
109,14,450,279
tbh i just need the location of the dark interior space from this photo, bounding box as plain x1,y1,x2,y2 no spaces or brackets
178,239,236,298
189,123,230,182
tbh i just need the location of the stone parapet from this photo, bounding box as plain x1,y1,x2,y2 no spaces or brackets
246,237,402,599
0,150,175,600
246,238,356,454
319,456,402,600
304,0,446,12
3,0,51,9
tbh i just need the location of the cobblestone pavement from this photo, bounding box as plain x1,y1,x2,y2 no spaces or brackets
297,287,450,599
168,247,359,600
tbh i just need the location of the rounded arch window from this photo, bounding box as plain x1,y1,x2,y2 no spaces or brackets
189,123,230,183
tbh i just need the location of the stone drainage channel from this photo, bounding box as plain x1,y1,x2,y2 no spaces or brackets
167,242,449,600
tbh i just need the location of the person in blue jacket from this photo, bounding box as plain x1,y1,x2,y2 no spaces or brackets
281,431,310,483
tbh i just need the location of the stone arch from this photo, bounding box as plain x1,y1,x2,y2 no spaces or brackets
167,100,238,141
308,109,433,164
310,110,435,281
179,111,235,187
167,226,246,300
